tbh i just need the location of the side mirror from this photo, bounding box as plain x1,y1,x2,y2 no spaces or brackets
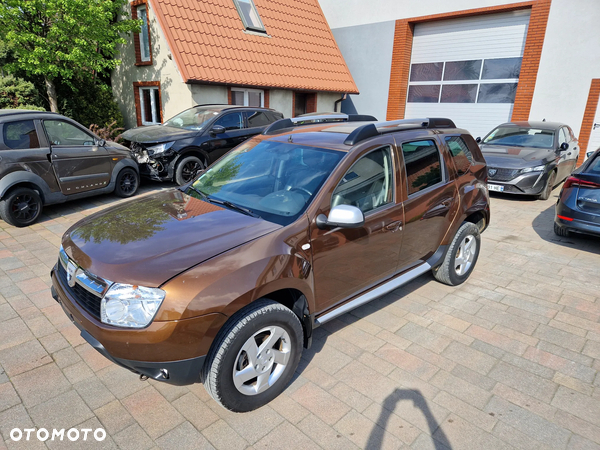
560,142,569,151
475,137,482,143
210,125,226,136
96,139,106,147
316,205,365,229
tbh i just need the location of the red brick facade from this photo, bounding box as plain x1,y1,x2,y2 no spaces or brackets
386,1,551,122
577,79,600,166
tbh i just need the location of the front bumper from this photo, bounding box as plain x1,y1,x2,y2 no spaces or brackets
51,266,224,385
487,171,548,195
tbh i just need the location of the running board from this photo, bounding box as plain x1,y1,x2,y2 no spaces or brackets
314,262,432,325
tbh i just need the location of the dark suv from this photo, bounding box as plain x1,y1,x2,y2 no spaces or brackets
0,110,139,227
123,104,284,185
52,116,489,412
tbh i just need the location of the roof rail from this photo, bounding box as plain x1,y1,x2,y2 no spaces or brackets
344,117,457,145
262,113,378,135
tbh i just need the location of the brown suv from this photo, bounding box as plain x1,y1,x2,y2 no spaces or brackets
0,110,139,227
51,116,490,412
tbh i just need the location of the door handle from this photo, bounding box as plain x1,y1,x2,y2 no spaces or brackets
441,199,453,208
385,221,402,232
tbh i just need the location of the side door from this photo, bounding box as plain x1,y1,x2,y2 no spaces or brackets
43,119,111,195
395,135,459,271
310,140,404,314
205,111,248,161
564,126,579,175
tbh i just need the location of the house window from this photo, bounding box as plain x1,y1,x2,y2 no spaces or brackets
407,57,522,104
132,1,152,65
233,0,266,32
134,82,161,126
231,88,264,107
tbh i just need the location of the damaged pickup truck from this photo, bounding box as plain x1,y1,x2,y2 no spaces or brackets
123,104,284,185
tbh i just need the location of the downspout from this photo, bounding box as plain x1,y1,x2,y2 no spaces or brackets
334,93,347,112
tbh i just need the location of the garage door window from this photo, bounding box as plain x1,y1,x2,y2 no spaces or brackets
407,57,521,104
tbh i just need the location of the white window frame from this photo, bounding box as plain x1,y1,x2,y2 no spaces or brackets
137,4,151,62
231,88,264,107
139,86,160,125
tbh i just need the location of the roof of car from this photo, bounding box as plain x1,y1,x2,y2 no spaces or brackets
0,109,58,118
500,121,568,130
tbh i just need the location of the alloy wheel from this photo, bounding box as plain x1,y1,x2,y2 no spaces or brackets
454,234,477,276
11,194,40,222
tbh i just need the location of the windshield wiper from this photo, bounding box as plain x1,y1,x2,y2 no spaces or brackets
187,186,259,218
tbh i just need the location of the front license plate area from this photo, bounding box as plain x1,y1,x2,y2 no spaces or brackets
488,184,504,192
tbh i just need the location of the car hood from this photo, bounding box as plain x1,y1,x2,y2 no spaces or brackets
61,190,281,287
480,144,556,169
122,125,199,144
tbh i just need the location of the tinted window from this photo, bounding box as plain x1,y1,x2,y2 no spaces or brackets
214,112,244,131
407,85,440,103
443,60,482,81
477,83,518,103
410,62,443,82
3,120,40,149
445,136,473,175
247,111,272,127
483,126,554,149
481,57,522,79
440,84,477,103
589,154,600,173
332,147,394,214
402,140,443,195
44,120,94,146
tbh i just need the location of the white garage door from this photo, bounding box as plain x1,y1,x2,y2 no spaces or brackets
405,10,530,139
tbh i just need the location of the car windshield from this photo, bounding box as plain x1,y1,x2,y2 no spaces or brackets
163,107,221,131
483,126,555,149
189,140,345,226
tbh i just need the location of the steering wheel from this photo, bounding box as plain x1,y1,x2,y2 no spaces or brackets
288,187,312,197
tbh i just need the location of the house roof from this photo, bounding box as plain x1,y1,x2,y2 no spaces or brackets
150,0,358,94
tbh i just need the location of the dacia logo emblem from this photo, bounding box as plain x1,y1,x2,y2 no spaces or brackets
488,168,498,177
66,261,78,288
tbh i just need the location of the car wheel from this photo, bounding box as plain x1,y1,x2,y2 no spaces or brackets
114,168,139,198
433,222,480,286
538,171,557,201
0,187,43,227
554,221,570,237
202,299,303,412
175,156,204,186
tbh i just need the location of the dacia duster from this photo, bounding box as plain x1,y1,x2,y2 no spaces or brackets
51,116,490,412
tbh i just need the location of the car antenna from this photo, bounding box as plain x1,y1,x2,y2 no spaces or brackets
288,135,293,143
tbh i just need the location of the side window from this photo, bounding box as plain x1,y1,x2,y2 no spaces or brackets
214,112,244,131
246,111,272,128
44,121,95,146
401,139,443,195
445,136,473,175
559,128,568,145
3,120,40,149
331,147,393,214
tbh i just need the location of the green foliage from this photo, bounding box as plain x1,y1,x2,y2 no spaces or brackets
0,0,140,82
0,75,44,110
56,78,124,129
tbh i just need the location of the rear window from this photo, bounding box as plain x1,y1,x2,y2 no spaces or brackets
246,111,272,127
401,139,443,195
3,120,40,149
588,153,600,174
445,136,473,175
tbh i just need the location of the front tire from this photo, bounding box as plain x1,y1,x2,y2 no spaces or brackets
0,187,43,227
114,168,139,198
433,222,481,286
538,171,557,201
202,299,303,412
175,156,204,186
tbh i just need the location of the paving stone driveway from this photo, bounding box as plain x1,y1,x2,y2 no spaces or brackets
1,182,600,450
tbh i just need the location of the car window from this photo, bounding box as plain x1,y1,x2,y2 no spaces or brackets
164,107,220,130
214,112,244,131
401,139,443,195
589,153,600,174
445,136,473,175
331,147,393,214
44,120,95,146
559,128,568,145
483,126,554,149
246,111,272,128
3,120,40,149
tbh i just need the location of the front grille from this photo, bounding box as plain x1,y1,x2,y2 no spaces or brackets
57,263,102,320
488,167,519,182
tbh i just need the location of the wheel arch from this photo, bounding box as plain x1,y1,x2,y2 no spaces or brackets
110,159,139,185
174,147,210,168
0,171,52,204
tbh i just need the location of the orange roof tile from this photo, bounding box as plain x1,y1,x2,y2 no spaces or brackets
150,0,358,93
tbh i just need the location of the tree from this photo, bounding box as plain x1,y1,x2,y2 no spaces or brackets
0,75,44,110
0,0,139,112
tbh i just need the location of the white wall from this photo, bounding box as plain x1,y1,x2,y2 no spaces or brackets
529,0,600,137
317,92,345,113
190,85,228,106
269,90,293,118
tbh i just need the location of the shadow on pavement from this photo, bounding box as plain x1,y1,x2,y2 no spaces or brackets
367,389,451,450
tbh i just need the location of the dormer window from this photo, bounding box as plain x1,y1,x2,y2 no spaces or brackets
233,0,266,32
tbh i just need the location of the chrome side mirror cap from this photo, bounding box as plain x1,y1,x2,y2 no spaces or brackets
316,205,365,229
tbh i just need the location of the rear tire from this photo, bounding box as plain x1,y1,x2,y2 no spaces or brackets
175,156,204,186
0,187,43,227
114,168,139,198
554,221,570,237
433,222,480,286
538,171,557,201
202,299,303,412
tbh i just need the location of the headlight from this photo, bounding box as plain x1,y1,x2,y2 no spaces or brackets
146,141,175,155
101,284,165,328
520,165,546,174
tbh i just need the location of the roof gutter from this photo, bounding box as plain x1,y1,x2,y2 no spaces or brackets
334,94,347,113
